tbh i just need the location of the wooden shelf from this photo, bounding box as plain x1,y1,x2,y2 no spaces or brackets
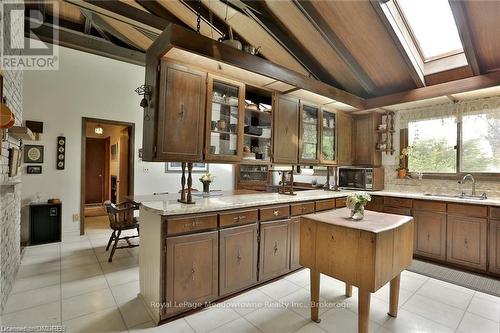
212,100,239,108
244,133,271,139
211,130,237,135
245,108,271,116
8,126,34,140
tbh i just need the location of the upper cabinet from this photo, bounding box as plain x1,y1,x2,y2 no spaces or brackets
299,102,320,164
205,76,245,162
337,111,353,165
143,61,206,162
273,94,299,164
320,108,336,165
353,113,382,166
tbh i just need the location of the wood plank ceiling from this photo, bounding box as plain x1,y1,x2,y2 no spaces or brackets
24,0,500,108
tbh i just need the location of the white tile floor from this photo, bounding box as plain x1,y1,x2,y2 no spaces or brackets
1,216,499,333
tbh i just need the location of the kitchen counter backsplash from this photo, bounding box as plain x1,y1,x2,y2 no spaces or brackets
383,167,500,199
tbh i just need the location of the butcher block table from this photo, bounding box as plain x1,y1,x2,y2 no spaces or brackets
300,208,414,333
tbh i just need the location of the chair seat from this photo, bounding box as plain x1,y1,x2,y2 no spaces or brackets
111,217,139,231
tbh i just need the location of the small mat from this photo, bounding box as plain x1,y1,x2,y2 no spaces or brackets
407,259,500,297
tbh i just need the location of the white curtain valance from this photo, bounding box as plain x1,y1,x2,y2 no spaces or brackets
458,96,500,116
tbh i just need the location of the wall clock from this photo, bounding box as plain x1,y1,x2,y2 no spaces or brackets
57,136,66,170
24,145,44,163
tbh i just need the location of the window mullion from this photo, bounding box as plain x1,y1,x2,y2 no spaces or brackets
456,119,462,175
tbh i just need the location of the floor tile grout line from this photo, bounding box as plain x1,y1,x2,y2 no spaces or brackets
454,291,479,332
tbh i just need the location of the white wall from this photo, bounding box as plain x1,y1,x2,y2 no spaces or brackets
22,45,234,233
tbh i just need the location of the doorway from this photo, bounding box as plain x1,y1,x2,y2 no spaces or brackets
81,117,135,235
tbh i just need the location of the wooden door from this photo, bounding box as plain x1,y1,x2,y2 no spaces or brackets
85,138,107,204
118,129,129,203
219,224,258,296
353,113,381,166
413,210,446,261
299,102,320,164
259,219,290,281
320,108,336,164
273,95,299,164
289,217,301,270
489,220,500,275
156,62,206,162
165,231,218,315
447,215,487,271
337,111,353,165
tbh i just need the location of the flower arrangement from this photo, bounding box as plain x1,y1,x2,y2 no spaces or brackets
346,192,371,220
199,173,215,194
396,147,409,179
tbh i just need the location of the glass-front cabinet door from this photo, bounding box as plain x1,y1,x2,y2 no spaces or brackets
299,102,320,163
320,109,336,164
205,75,244,162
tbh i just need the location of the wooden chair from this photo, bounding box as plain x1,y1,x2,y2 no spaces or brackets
104,201,140,262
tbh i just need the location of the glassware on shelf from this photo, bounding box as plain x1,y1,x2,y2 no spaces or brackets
301,105,319,161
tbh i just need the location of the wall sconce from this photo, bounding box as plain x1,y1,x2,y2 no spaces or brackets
94,124,103,135
135,84,152,108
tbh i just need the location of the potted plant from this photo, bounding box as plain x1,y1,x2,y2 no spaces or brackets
396,148,408,179
199,172,215,196
346,192,371,220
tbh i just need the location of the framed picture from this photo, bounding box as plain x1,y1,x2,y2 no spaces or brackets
8,147,20,177
111,143,118,160
27,165,42,174
165,162,208,173
24,145,44,163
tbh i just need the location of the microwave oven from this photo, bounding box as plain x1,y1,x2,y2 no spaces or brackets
337,167,384,191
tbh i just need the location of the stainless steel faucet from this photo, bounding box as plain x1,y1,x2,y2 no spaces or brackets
461,174,476,196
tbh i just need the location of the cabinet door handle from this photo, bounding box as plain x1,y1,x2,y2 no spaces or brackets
273,242,279,254
236,250,242,264
233,215,247,221
191,266,196,281
273,210,280,216
464,238,468,248
179,103,185,119
427,233,430,241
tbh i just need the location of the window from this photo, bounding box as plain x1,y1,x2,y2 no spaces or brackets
408,117,457,173
396,0,463,61
407,108,500,175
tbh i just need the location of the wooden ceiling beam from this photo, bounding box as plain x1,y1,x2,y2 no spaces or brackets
98,15,153,50
370,0,425,88
239,0,340,85
135,0,192,31
63,0,167,34
293,0,378,96
449,0,481,75
180,0,228,38
25,18,145,66
364,70,500,109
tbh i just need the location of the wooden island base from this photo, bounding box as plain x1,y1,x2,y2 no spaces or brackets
300,208,414,333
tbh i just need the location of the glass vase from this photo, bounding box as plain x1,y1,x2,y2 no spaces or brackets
202,181,211,195
351,206,365,221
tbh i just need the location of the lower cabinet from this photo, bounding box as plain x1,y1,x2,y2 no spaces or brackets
259,219,290,281
289,217,301,270
165,231,218,316
447,215,487,271
488,220,500,275
413,210,446,261
383,206,412,216
219,224,258,296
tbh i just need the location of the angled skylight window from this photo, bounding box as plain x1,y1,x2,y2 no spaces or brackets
396,0,463,61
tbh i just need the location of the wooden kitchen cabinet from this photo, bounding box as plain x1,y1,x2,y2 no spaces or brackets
143,61,206,162
337,111,353,165
299,102,320,164
353,113,382,166
488,220,500,275
273,95,299,164
259,219,290,281
165,231,218,315
320,108,336,164
447,215,487,271
365,196,384,212
219,223,258,296
413,210,447,261
205,75,245,162
289,217,301,270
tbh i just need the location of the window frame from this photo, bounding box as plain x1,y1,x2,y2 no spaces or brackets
402,115,500,181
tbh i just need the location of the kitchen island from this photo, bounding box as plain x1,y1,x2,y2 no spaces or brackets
137,189,354,324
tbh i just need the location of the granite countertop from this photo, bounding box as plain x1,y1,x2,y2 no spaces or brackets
139,189,500,216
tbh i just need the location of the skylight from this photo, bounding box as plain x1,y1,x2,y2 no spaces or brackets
396,0,463,61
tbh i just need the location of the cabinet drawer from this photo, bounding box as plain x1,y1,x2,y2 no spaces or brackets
260,205,290,222
490,207,500,219
167,214,218,236
413,200,446,212
448,203,488,218
366,196,384,212
383,206,411,216
336,197,347,208
291,202,315,216
384,197,412,208
219,209,258,228
315,199,335,212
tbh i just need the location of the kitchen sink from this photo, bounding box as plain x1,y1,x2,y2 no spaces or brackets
423,193,487,200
